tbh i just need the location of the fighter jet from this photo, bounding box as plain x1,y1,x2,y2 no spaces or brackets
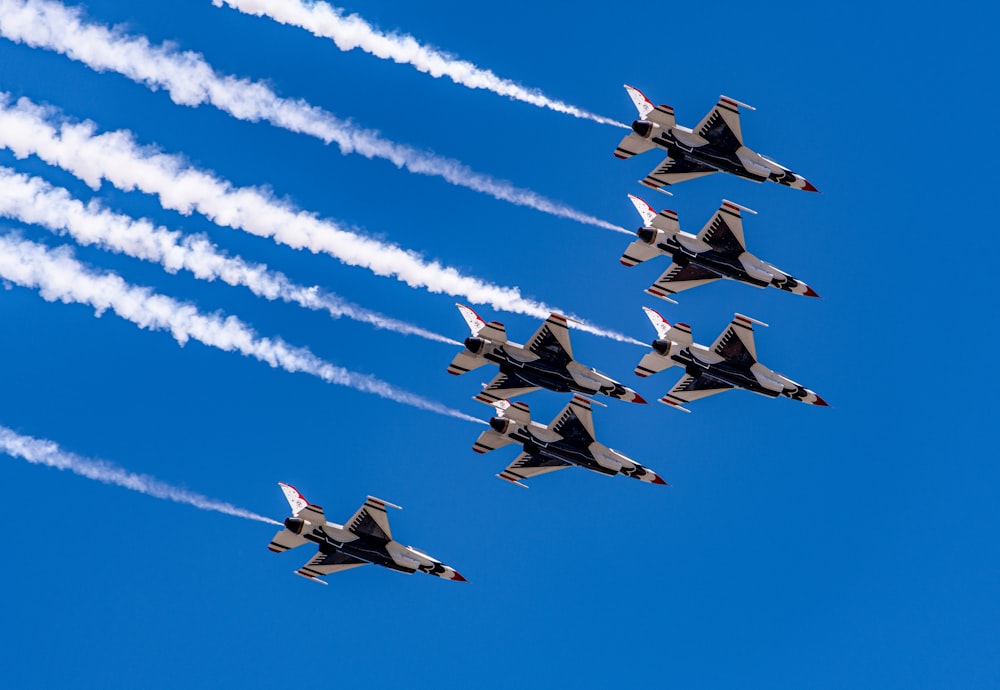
473,397,667,487
613,85,818,193
448,304,646,405
268,483,466,585
635,308,828,412
620,194,819,302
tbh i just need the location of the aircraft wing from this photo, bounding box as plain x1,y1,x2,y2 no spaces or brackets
710,314,759,367
497,451,572,487
296,550,369,583
660,373,734,411
549,396,596,445
474,372,541,404
647,263,721,300
640,155,717,190
696,201,747,256
525,314,574,366
694,96,745,151
345,497,396,542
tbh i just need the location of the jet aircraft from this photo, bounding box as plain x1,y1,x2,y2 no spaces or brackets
268,483,466,585
620,194,819,302
473,397,667,487
614,85,818,192
634,308,827,412
448,304,646,405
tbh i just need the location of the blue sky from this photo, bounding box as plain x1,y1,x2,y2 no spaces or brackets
0,1,996,688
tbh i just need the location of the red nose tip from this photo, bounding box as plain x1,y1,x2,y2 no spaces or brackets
451,571,468,582
813,395,829,407
802,179,819,193
804,285,820,298
651,474,669,485
632,392,648,404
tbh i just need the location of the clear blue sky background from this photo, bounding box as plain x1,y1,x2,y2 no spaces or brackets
0,1,996,687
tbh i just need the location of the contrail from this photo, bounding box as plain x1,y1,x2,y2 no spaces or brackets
0,423,281,524
0,95,646,346
0,0,626,234
213,0,629,130
0,167,459,345
0,232,485,423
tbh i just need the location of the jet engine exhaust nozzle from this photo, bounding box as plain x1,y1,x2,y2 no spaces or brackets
464,337,485,354
637,227,657,244
632,120,654,138
652,339,671,355
489,417,510,434
284,517,305,534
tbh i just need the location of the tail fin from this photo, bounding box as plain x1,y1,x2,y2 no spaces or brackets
278,482,308,516
268,483,312,553
642,307,692,348
624,85,676,128
456,303,506,343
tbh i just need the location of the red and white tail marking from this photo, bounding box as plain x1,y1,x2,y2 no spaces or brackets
278,482,308,516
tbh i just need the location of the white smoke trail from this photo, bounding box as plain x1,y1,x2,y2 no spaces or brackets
0,423,280,524
0,167,459,345
0,0,626,234
0,95,646,346
212,0,629,130
0,232,485,423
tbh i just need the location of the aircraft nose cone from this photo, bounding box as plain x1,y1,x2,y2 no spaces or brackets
813,394,829,407
804,285,821,298
802,179,819,193
451,571,468,582
631,392,648,404
651,474,669,486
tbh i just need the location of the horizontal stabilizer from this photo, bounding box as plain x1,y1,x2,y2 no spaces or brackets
472,429,515,454
635,350,676,378
620,239,662,267
447,350,489,376
614,132,656,160
268,528,308,553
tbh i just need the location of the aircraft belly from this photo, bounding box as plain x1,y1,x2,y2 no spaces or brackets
537,443,600,472
698,363,759,391
340,542,410,572
499,361,576,393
